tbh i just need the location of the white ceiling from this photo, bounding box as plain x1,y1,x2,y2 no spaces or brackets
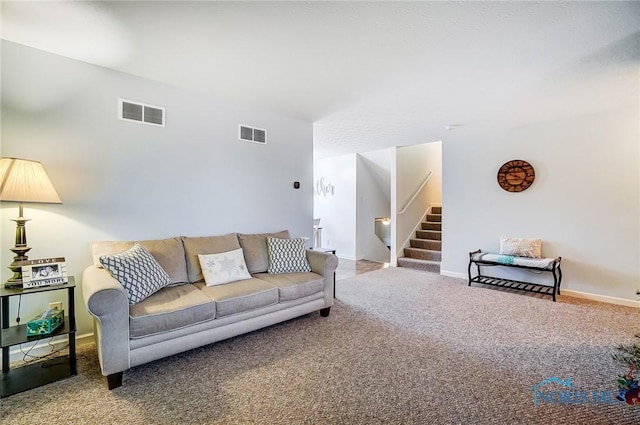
2,1,638,158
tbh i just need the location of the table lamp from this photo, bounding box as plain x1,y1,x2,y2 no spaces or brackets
0,157,62,285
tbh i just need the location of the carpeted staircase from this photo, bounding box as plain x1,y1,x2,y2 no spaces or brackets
397,206,441,273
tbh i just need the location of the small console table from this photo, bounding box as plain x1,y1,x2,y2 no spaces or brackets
1,277,77,397
468,250,562,301
311,247,337,298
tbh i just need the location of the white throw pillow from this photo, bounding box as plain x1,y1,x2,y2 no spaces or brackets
198,248,252,286
99,243,172,305
499,237,542,258
266,237,311,274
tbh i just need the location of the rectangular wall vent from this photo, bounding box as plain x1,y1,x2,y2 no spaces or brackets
239,125,267,144
119,99,165,127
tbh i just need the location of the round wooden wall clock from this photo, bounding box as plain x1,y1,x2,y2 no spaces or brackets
497,160,535,192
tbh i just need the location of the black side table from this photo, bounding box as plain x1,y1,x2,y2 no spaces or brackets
1,277,77,398
312,247,337,298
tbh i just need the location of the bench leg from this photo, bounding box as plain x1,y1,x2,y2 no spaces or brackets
557,266,563,295
107,372,123,390
552,264,562,301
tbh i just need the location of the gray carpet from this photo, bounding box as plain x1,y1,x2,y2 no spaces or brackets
1,268,639,424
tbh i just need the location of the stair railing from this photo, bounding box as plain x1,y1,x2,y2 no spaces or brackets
394,170,434,264
396,208,430,261
398,171,433,215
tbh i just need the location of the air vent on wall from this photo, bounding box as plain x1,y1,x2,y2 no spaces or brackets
119,99,165,127
239,125,267,144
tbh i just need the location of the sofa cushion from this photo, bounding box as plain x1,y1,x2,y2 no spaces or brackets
238,230,290,274
195,278,278,318
266,237,311,274
252,272,324,302
199,248,251,286
91,237,188,285
182,234,241,283
129,284,216,338
100,244,173,305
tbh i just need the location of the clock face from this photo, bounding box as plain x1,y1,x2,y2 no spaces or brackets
497,160,535,192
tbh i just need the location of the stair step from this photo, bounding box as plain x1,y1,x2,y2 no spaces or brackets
421,222,441,231
410,238,441,251
397,257,441,273
426,214,441,223
404,247,442,261
431,206,442,214
416,230,441,241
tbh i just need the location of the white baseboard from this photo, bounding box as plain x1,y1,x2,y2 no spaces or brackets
349,259,640,309
7,332,93,363
561,290,640,308
440,270,467,280
442,269,638,308
336,254,358,261
76,332,94,345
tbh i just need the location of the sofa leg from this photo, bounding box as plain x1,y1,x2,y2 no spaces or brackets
320,307,331,317
107,372,123,390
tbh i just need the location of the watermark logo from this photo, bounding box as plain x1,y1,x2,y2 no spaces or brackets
533,377,621,407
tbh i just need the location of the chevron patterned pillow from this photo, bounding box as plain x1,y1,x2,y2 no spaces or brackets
100,243,172,304
266,237,311,274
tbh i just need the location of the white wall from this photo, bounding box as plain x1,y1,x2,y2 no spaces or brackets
314,142,442,264
359,148,392,200
422,142,442,204
356,154,391,263
393,141,442,264
1,41,314,335
313,154,357,259
314,150,392,262
442,107,639,301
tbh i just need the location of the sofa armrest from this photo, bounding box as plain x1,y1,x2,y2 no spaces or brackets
82,265,130,376
306,249,338,304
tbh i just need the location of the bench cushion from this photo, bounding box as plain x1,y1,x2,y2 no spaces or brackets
129,284,216,338
195,278,278,318
471,252,556,270
252,272,324,302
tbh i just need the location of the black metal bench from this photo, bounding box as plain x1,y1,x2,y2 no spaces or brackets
468,249,562,301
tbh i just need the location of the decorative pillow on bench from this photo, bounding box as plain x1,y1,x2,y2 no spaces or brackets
99,243,172,304
499,237,542,259
266,237,311,274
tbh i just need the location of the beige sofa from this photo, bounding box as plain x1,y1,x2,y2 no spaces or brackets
82,231,338,389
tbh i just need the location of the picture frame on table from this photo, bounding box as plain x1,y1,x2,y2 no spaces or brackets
20,257,68,289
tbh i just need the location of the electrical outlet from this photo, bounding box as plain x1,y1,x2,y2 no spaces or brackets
49,301,63,311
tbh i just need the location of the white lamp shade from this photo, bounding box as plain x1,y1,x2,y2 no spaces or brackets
0,157,62,204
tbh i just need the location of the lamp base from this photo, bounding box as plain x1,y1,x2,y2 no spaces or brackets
6,204,31,284
7,245,31,284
